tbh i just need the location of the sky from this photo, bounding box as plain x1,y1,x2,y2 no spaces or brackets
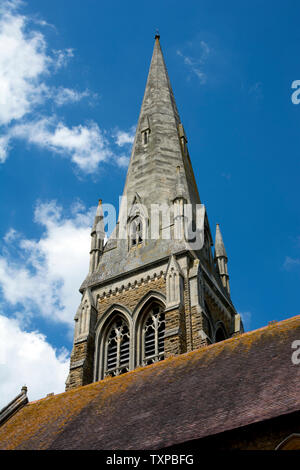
0,0,300,407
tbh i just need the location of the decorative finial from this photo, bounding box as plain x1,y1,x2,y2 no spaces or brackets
98,199,102,205
21,385,27,394
155,29,160,40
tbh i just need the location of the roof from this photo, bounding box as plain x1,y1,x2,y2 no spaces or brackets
0,315,300,450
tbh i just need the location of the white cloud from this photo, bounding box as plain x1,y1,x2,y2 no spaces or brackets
0,198,100,408
240,311,252,331
112,127,135,169
116,155,130,168
3,117,134,172
0,134,10,162
0,200,94,327
283,256,300,271
3,227,18,243
0,3,132,173
6,118,113,173
51,48,74,70
177,40,211,84
0,314,69,409
221,172,231,180
53,87,91,106
0,6,50,125
115,127,135,147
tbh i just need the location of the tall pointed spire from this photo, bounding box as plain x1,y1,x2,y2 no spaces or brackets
214,224,230,295
89,199,105,273
120,36,200,216
67,35,241,392
215,223,227,258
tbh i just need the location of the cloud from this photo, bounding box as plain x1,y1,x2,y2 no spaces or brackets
0,2,79,126
7,118,113,173
53,87,91,106
109,127,135,169
0,200,94,327
0,3,134,173
0,313,69,409
0,5,50,125
114,126,135,147
51,48,74,70
248,82,263,101
2,116,134,172
221,172,231,180
0,1,115,173
177,40,211,84
283,256,300,271
116,155,130,168
240,311,252,331
0,198,102,407
0,134,10,163
3,227,18,243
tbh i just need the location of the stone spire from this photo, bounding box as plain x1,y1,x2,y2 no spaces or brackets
82,37,207,287
214,224,230,295
66,36,241,392
215,223,227,258
119,35,200,217
174,165,185,200
89,199,105,273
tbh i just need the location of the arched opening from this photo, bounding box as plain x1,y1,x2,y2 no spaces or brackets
104,314,130,378
129,216,143,247
215,324,227,343
275,434,300,450
139,302,165,366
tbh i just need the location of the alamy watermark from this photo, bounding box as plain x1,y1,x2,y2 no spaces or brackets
291,340,300,365
95,196,206,251
291,80,300,104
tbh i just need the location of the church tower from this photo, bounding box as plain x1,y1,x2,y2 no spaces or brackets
66,35,243,390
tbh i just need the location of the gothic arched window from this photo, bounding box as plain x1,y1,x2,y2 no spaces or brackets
104,316,130,377
142,129,150,146
129,216,143,247
142,303,165,365
215,323,227,343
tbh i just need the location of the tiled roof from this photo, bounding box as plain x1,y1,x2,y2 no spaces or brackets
0,315,300,450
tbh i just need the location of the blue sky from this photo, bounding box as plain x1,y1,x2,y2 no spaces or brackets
0,0,300,406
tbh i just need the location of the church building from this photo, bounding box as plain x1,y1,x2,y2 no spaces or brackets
65,33,242,390
0,35,299,451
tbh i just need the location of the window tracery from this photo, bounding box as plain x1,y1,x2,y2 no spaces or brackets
142,304,165,365
104,316,130,377
130,216,143,247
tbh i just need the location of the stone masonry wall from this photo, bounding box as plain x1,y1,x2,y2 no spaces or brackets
66,335,95,391
66,267,235,390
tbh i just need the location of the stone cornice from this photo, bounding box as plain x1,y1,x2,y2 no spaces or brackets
0,387,28,427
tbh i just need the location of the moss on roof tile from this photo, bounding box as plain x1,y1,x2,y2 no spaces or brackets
0,314,299,450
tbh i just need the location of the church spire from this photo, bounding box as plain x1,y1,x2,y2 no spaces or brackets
214,224,230,295
215,223,227,258
119,36,200,216
89,199,105,273
67,35,240,392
